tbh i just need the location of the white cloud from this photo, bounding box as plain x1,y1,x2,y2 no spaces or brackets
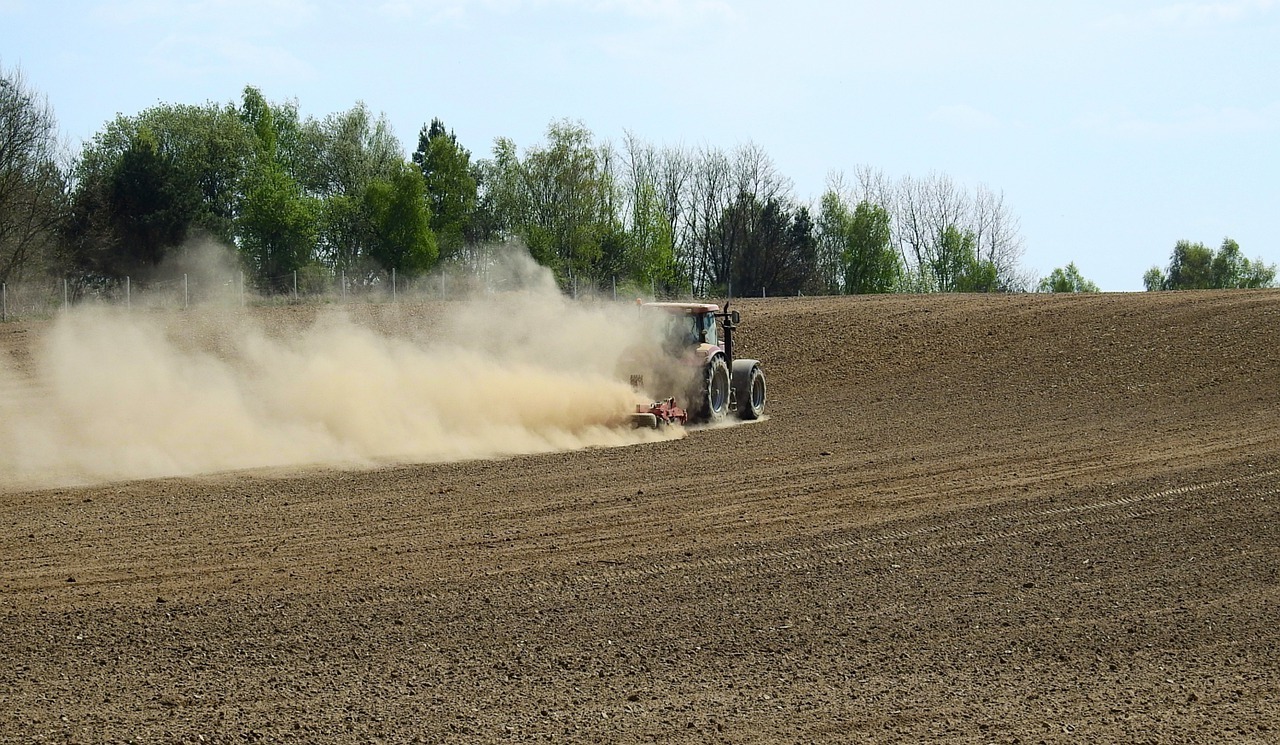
1102,0,1277,30
1075,103,1280,139
585,0,735,23
929,104,1002,132
367,0,734,25
93,0,318,26
1155,0,1277,25
146,32,314,83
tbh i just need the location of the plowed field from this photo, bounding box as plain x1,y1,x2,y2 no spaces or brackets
3,291,1279,743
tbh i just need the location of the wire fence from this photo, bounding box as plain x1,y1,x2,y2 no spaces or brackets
0,269,703,323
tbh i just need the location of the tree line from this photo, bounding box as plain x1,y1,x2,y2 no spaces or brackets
1,65,1274,298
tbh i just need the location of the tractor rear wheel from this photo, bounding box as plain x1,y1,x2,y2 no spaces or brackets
697,355,731,423
732,361,766,420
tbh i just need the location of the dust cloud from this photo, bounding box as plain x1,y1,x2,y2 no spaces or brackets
0,252,682,490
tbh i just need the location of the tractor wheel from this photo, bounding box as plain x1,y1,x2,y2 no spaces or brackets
697,355,731,423
732,361,766,420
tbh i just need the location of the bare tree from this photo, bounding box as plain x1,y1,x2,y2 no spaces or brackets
731,141,791,207
0,64,66,282
656,143,692,260
683,145,733,295
972,184,1029,291
891,172,1030,292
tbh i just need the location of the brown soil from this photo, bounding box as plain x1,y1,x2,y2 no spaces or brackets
3,291,1279,743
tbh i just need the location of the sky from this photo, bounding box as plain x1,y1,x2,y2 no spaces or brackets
2,0,1277,290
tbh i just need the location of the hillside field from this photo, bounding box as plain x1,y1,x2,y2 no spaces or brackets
2,290,1279,743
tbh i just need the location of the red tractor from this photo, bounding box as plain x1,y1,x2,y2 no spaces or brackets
629,302,767,427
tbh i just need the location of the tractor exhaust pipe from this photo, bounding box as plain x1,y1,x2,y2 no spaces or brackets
718,302,740,367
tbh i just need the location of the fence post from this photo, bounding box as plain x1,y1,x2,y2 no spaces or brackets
293,270,298,301
2,282,6,322
184,273,189,309
342,270,347,303
392,268,397,300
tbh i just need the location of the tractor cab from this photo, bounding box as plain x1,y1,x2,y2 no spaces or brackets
643,302,722,355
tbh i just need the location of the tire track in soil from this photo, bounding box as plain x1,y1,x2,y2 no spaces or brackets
565,466,1280,587
377,465,1278,609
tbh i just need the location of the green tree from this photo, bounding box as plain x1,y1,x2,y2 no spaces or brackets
718,192,816,297
413,118,477,264
930,225,972,291
314,102,399,198
238,162,318,291
477,120,614,286
1143,266,1165,291
236,87,320,291
817,191,899,294
1145,237,1276,290
106,127,196,273
68,100,251,279
1038,262,1099,293
1168,240,1214,289
1211,238,1276,288
317,193,369,274
844,200,897,293
628,180,682,292
363,161,437,276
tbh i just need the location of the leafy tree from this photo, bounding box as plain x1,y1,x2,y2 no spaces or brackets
1038,262,1100,293
313,102,400,199
716,191,816,297
235,87,321,290
67,101,251,279
1211,238,1276,288
817,191,898,294
1145,238,1276,290
477,120,614,285
930,224,973,292
238,162,318,291
615,135,684,294
413,118,477,263
908,223,999,293
847,201,898,293
363,160,437,276
106,127,196,273
1168,240,1215,290
629,181,683,292
316,193,369,274
1142,266,1165,291
0,64,66,282
952,239,999,293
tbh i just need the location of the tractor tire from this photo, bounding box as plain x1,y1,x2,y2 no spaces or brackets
696,355,731,423
732,360,766,420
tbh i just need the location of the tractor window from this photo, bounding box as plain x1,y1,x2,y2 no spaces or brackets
662,315,700,350
701,314,718,346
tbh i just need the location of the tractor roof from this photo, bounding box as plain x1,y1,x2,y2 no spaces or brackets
642,302,720,315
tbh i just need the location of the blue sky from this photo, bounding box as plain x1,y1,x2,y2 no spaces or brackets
3,0,1277,290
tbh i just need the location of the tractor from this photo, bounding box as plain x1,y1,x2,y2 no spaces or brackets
628,302,767,427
